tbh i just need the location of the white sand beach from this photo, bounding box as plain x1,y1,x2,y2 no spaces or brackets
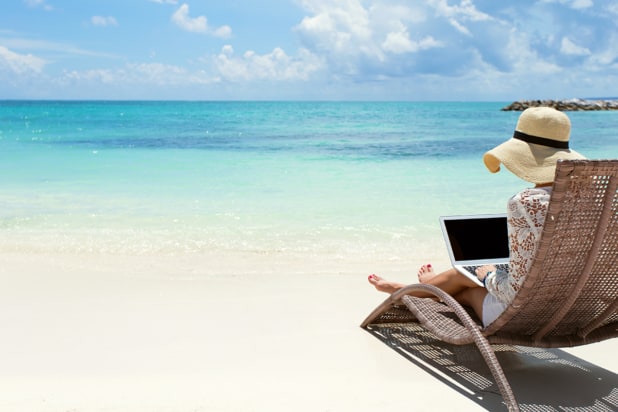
1,252,616,412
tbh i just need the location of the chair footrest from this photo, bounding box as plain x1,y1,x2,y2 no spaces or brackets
403,296,479,345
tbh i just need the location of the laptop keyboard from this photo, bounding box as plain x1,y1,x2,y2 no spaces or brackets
463,263,509,276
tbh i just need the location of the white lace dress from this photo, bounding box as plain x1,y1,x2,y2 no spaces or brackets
485,187,552,304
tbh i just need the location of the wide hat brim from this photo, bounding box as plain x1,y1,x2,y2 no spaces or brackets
483,138,585,184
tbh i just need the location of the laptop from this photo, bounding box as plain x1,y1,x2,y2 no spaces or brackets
439,214,509,287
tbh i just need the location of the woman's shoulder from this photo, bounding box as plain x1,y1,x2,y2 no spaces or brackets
524,186,552,194
509,187,552,207
515,186,552,198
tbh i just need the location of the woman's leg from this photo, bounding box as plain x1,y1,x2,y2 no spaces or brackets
368,266,480,299
417,263,439,283
368,265,489,324
367,264,442,294
367,274,405,294
423,267,480,296
453,287,487,321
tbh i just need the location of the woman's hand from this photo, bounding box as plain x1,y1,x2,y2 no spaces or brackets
476,265,496,282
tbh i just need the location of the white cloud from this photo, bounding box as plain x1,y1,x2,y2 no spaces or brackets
0,37,119,58
296,0,373,55
23,0,53,11
382,28,442,54
427,0,492,35
586,33,618,66
0,45,47,74
381,29,414,54
127,63,191,85
57,49,321,89
560,37,591,56
428,0,493,21
171,3,231,38
212,25,232,38
507,30,562,75
540,0,593,10
448,18,471,36
60,62,215,87
5,0,618,100
605,4,618,15
213,45,323,82
572,0,594,8
62,68,116,84
295,0,445,67
91,16,118,27
172,4,207,33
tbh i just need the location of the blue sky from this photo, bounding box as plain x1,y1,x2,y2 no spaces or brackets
1,0,617,100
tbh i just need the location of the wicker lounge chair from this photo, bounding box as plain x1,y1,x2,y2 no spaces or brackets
361,159,618,412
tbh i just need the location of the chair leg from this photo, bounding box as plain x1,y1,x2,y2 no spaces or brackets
467,323,520,412
362,284,520,411
402,290,520,412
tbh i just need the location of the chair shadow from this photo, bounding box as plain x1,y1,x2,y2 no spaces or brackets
366,322,618,411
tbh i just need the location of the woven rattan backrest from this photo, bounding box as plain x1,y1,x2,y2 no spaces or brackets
484,160,618,341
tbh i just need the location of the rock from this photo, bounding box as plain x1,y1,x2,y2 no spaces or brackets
501,99,618,111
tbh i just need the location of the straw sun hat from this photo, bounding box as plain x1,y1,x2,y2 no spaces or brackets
483,106,585,184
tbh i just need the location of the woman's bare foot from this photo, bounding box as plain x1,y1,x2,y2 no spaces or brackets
417,264,439,283
368,274,404,294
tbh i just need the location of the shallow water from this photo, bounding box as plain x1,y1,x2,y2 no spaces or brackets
0,101,615,267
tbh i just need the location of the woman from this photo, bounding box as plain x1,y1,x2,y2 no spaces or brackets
368,106,585,327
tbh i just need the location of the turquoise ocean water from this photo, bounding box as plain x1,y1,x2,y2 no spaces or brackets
1,101,616,269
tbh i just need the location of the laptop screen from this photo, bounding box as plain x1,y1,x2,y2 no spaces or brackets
442,215,509,261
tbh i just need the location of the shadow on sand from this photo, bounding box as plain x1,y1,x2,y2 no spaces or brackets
366,323,618,411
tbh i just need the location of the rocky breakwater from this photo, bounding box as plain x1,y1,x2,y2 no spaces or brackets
502,99,618,111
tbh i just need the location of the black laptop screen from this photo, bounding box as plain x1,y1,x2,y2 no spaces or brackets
444,216,509,261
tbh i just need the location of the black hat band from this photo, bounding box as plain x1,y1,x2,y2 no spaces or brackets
513,130,569,149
